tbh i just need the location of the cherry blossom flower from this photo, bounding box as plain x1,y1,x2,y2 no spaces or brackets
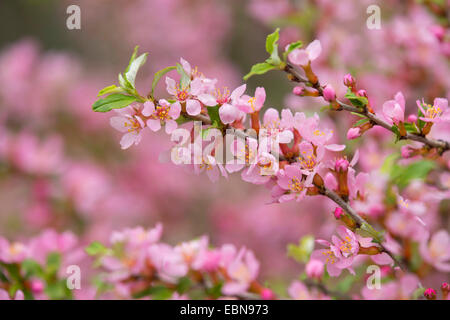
110,105,146,149
261,108,294,144
222,248,259,296
416,97,450,123
235,87,266,114
288,40,322,66
217,84,247,124
275,165,314,202
382,92,405,125
142,99,181,134
419,230,450,272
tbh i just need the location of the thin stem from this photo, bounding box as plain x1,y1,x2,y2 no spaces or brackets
320,186,409,272
284,63,450,153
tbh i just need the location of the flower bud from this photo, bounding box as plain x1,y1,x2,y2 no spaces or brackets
293,86,304,96
441,282,449,299
407,114,417,123
30,279,44,293
343,73,356,88
323,85,336,102
334,158,349,172
347,127,361,140
357,89,367,98
305,259,324,279
334,207,344,219
430,25,445,42
401,146,413,159
424,288,437,300
260,288,275,300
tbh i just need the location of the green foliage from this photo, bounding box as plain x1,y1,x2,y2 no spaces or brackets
133,285,173,300
97,84,123,97
206,105,223,129
283,40,303,60
92,94,137,112
344,89,368,108
243,62,277,81
85,241,108,256
287,235,314,263
124,46,148,88
152,66,176,96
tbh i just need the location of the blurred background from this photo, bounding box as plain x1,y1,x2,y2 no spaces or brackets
0,0,448,293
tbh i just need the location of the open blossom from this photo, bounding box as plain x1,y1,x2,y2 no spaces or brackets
275,165,314,202
382,92,405,125
222,248,259,296
419,230,450,272
110,105,146,149
288,40,322,66
416,97,450,123
217,84,246,124
194,153,228,183
261,108,293,143
288,281,330,300
166,75,216,116
0,289,24,300
347,127,361,140
0,238,29,263
235,87,266,114
142,99,181,134
361,274,419,300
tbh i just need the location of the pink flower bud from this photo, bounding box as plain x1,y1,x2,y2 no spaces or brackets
293,86,304,96
346,127,361,140
260,288,275,300
30,279,44,293
441,282,449,293
357,89,367,98
343,73,355,87
335,158,349,172
323,85,336,102
424,288,437,300
305,259,324,279
407,114,417,123
334,207,344,219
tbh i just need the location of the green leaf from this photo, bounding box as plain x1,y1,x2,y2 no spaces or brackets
22,259,44,278
243,62,277,81
206,105,222,129
118,73,133,90
123,46,148,88
287,235,314,263
176,277,191,294
404,122,419,134
176,63,191,89
266,28,280,55
390,160,436,189
133,286,173,300
353,118,370,128
85,241,108,256
46,252,61,276
357,223,384,243
283,40,303,60
92,94,137,112
151,66,176,96
97,85,123,97
345,90,368,108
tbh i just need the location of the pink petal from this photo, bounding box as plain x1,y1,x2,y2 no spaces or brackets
186,99,201,116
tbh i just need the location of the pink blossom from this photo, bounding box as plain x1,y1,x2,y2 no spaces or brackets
142,99,181,134
110,105,146,149
235,87,266,114
347,127,361,140
218,84,247,124
222,248,259,296
0,238,28,263
288,40,322,66
0,289,24,300
305,259,324,279
416,97,450,123
382,92,405,125
261,108,294,143
419,230,450,272
275,165,314,202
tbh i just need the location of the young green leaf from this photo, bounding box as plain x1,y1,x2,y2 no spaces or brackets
152,66,176,96
92,94,137,112
124,47,148,88
85,241,108,256
345,90,368,108
176,63,191,89
97,85,123,97
243,62,276,81
266,28,280,55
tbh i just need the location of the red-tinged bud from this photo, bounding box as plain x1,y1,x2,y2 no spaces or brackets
347,127,361,140
260,288,275,300
357,89,367,98
334,207,344,219
422,122,433,136
407,114,417,123
441,282,449,300
335,158,349,172
343,73,356,88
424,288,437,300
323,85,336,102
293,86,304,96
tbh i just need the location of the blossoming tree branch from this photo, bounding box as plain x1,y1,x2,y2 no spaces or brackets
87,29,450,299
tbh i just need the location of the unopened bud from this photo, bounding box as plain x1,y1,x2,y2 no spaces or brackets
347,127,361,140
424,288,437,300
334,207,344,219
343,73,356,88
357,89,367,98
407,114,417,123
323,85,336,102
293,86,304,96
